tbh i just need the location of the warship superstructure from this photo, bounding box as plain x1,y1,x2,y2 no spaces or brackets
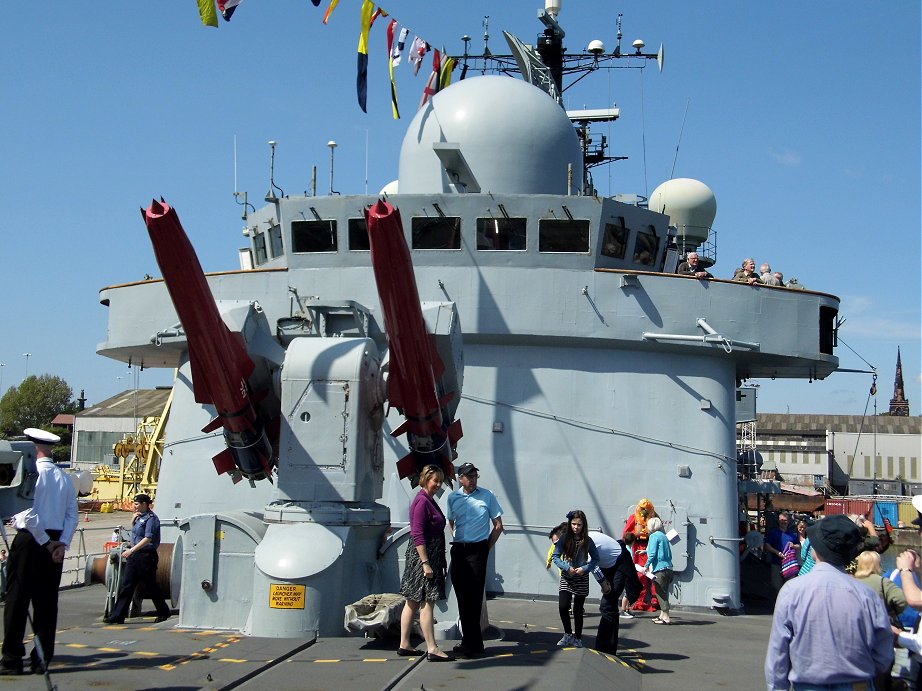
95,3,839,638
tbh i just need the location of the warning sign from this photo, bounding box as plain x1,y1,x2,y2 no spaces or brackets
269,583,306,609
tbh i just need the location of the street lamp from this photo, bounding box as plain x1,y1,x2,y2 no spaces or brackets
23,353,31,378
327,140,338,195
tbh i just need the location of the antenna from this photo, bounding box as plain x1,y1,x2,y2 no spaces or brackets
482,16,491,56
670,98,690,179
265,140,284,203
614,13,622,56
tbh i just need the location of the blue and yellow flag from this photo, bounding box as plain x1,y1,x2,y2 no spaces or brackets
356,0,375,113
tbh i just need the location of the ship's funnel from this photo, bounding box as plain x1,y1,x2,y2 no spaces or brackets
649,178,716,251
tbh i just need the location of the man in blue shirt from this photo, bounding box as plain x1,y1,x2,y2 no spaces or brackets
446,463,503,657
765,514,893,690
104,494,171,625
764,512,798,595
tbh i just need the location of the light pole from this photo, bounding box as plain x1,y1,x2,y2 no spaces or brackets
327,140,338,195
23,353,31,378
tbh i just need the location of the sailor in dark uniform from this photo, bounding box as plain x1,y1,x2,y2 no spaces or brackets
1,427,79,675
104,493,171,624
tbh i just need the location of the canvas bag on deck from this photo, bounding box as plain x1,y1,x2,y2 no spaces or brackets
780,542,799,579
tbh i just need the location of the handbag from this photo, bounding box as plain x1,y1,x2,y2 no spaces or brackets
780,543,799,579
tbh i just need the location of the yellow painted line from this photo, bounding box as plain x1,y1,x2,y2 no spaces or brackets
98,647,121,652
363,658,388,662
133,652,159,657
315,659,341,663
160,664,176,671
218,658,247,663
494,653,514,658
530,649,549,654
202,647,217,653
65,643,89,649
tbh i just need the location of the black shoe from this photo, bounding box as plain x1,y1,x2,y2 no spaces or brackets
29,663,44,675
103,616,125,625
451,644,483,658
154,614,170,623
397,647,424,657
426,651,455,662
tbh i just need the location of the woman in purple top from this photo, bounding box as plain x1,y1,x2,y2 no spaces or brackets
398,465,454,661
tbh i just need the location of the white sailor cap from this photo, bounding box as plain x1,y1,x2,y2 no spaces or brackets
23,428,61,445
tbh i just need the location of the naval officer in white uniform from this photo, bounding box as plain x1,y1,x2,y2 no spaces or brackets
1,428,78,676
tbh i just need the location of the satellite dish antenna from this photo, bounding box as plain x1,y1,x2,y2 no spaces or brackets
657,43,665,72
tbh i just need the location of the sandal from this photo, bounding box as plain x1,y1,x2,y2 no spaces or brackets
651,618,671,625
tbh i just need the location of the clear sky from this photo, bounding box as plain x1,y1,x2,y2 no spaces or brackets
0,1,919,418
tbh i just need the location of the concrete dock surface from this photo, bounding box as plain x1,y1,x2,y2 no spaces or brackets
0,512,773,690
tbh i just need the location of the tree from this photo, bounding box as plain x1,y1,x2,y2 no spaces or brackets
0,374,77,438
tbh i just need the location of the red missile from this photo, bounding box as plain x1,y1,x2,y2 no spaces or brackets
366,199,461,480
143,199,274,482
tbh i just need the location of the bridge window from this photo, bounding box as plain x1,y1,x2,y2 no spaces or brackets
292,220,338,253
819,306,837,355
538,219,590,253
348,218,370,251
412,217,461,250
476,218,526,250
268,223,284,258
253,232,268,265
601,218,628,259
632,227,659,266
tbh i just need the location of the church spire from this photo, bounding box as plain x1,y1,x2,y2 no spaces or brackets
888,347,909,416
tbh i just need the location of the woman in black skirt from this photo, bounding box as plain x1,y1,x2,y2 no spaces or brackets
551,509,599,648
398,465,454,661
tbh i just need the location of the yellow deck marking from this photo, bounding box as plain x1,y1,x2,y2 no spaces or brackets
218,658,246,663
315,659,341,663
530,649,548,654
363,658,388,662
65,643,89,648
98,647,121,652
133,651,159,657
160,664,176,670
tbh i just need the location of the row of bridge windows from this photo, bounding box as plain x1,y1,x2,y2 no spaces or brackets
252,217,660,268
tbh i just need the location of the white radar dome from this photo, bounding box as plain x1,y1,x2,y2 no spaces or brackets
398,76,582,195
649,178,716,248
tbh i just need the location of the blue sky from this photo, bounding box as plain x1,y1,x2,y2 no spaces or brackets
0,1,918,417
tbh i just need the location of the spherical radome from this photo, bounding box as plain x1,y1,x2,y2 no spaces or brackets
649,178,717,247
398,76,582,195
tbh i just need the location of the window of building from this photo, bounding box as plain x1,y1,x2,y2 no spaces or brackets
269,223,284,258
348,218,370,251
476,218,526,250
538,219,590,253
411,217,461,250
253,232,268,265
632,227,659,266
601,218,628,259
292,220,338,253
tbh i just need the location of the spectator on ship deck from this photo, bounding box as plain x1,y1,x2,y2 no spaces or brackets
732,258,762,285
760,263,782,286
676,251,712,279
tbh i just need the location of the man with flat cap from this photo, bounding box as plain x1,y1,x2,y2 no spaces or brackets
765,514,894,690
104,493,171,624
1,428,78,675
446,462,503,657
